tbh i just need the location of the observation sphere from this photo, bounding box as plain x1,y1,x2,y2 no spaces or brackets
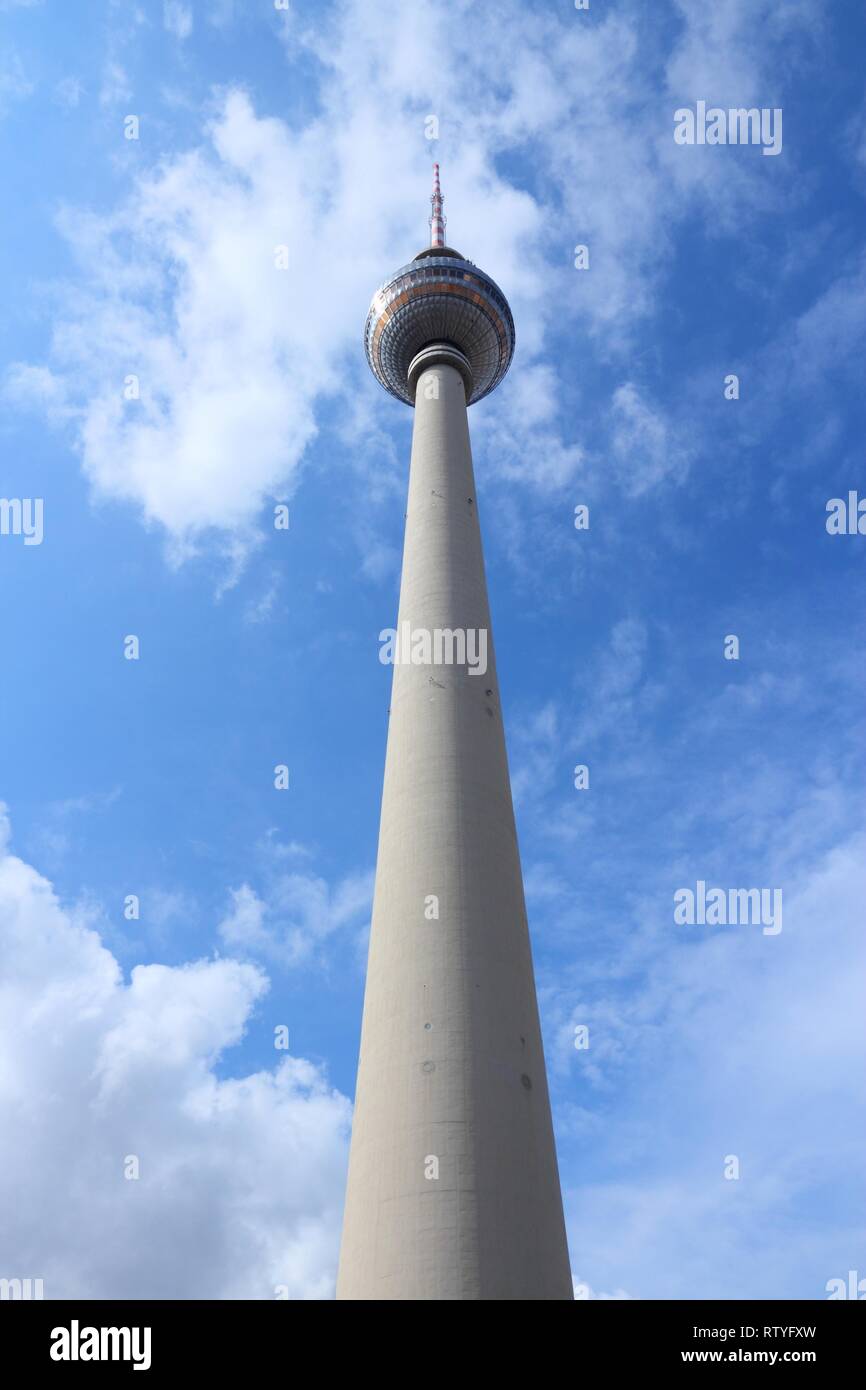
364,245,516,407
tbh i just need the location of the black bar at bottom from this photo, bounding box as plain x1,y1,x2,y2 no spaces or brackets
4,1297,862,1374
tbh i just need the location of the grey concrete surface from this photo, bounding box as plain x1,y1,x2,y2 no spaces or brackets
336,359,573,1301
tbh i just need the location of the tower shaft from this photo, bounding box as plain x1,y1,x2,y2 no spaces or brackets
336,358,572,1300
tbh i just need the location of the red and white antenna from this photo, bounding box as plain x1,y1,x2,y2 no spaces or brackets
429,162,446,248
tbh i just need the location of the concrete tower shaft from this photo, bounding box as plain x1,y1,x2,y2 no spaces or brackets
336,356,573,1300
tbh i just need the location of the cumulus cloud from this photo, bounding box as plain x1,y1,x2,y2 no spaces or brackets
218,863,373,969
0,804,351,1298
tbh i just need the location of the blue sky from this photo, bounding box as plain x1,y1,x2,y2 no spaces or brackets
0,0,864,1300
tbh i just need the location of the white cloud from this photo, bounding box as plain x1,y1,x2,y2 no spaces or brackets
243,570,282,624
666,0,817,108
659,0,818,230
99,59,131,108
144,887,197,930
0,803,351,1298
537,730,866,1297
218,883,268,950
14,91,354,560
24,787,122,871
609,383,692,496
552,826,866,1296
8,0,817,568
502,596,866,1299
573,1276,632,1300
510,701,562,809
219,863,373,968
163,1,192,41
4,363,72,425
0,49,32,109
53,76,83,108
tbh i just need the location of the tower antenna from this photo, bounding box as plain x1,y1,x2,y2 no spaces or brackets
429,162,446,248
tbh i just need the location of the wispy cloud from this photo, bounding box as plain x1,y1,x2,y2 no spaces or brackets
218,853,374,969
163,1,192,42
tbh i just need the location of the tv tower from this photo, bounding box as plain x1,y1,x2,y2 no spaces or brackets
337,166,572,1300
